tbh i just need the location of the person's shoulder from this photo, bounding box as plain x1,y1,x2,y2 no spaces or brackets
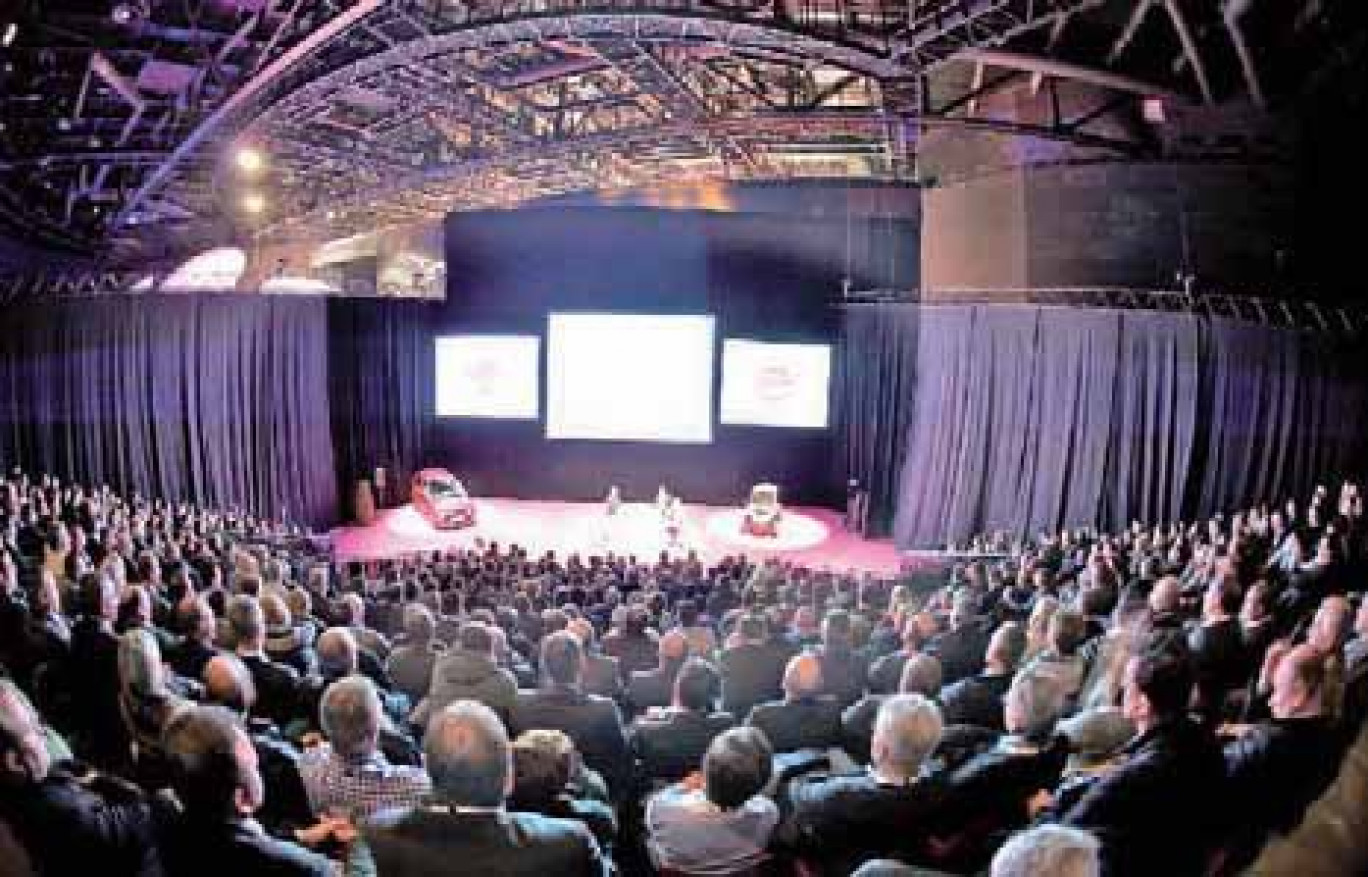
507,809,597,844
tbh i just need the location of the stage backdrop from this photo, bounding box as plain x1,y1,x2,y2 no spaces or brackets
890,305,1368,548
0,296,337,525
406,201,919,507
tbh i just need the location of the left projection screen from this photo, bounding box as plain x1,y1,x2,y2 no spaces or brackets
435,336,541,418
547,313,716,443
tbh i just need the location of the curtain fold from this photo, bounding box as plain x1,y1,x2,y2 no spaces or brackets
0,295,337,526
885,305,1368,549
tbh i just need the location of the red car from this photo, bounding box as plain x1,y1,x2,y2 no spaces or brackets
411,468,476,529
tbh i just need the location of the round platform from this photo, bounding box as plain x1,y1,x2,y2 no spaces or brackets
703,508,829,551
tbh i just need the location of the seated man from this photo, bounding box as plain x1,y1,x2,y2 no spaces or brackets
747,653,844,754
414,621,519,728
990,825,1100,877
626,630,689,718
510,632,632,798
843,653,942,764
781,694,956,875
229,594,304,730
299,675,431,822
939,622,1022,731
0,680,161,877
509,729,617,855
359,701,608,876
1221,644,1343,870
385,604,441,706
646,726,779,875
630,658,735,786
1056,640,1226,877
720,612,791,720
567,618,622,703
158,705,334,876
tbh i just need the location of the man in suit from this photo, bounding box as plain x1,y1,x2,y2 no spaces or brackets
626,630,688,718
815,610,870,708
746,653,843,754
928,594,991,686
157,704,334,876
0,679,162,877
630,658,734,786
360,700,609,876
414,622,518,728
169,594,219,682
510,632,632,798
939,622,1021,730
781,694,957,874
69,571,128,769
720,612,791,719
229,594,304,730
567,618,622,703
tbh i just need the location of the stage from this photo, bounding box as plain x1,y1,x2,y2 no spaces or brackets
329,498,906,573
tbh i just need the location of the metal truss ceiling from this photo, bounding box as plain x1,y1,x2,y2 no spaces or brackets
0,0,1361,256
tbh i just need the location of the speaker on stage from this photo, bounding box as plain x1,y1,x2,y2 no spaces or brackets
374,467,387,508
845,478,868,534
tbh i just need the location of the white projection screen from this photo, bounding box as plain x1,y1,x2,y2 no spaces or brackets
720,339,832,428
435,335,541,418
547,313,715,443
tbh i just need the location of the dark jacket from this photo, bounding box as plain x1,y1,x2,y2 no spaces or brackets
510,686,631,797
630,708,735,785
238,653,303,729
938,672,1011,731
929,624,992,685
168,637,218,683
69,615,128,768
157,813,330,877
1188,618,1249,717
816,645,869,708
1061,717,1226,877
0,769,161,877
601,631,659,678
720,641,791,719
360,807,609,877
385,642,440,706
942,737,1068,872
625,660,682,718
581,652,622,702
417,650,518,727
746,697,843,754
782,769,958,875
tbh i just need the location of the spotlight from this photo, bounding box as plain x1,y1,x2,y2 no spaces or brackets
2,22,18,48
240,192,267,214
110,2,149,25
234,146,266,174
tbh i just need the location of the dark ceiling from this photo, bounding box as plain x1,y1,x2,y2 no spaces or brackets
0,0,1362,266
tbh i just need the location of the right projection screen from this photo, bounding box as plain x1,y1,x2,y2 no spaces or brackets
721,339,832,428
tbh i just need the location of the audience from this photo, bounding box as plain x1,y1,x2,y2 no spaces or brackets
1,469,1365,876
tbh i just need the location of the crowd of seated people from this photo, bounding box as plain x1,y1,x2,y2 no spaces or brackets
2,468,1368,876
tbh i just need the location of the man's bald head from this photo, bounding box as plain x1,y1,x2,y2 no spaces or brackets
659,629,689,663
1149,576,1181,616
318,627,358,676
203,655,256,715
783,653,823,701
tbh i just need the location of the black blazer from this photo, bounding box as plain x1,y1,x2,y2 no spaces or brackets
157,814,330,877
361,807,608,877
746,697,843,754
720,641,790,719
938,672,1011,731
625,661,681,718
238,653,303,729
630,708,735,784
581,653,622,702
510,686,631,797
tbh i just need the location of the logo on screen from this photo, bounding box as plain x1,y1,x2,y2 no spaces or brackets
755,363,798,402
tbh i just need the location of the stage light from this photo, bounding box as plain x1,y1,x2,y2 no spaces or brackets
234,145,266,174
2,22,18,48
240,192,267,215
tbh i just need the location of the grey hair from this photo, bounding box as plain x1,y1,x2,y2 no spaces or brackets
404,603,435,644
872,694,943,780
1005,670,1068,740
317,627,359,676
424,700,510,808
319,675,382,758
991,825,1101,877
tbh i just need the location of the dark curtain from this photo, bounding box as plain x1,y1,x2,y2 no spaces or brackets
833,304,918,537
327,299,436,519
0,295,337,526
887,305,1368,548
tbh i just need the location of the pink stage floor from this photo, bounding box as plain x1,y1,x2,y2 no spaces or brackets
330,498,906,573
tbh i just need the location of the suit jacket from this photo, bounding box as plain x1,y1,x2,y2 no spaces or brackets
1224,717,1343,848
746,697,843,754
359,807,608,877
157,813,330,877
630,708,735,785
1062,718,1226,877
69,616,128,768
938,672,1011,731
510,686,631,797
1188,618,1249,716
816,645,869,707
0,769,161,877
601,632,659,678
168,637,218,683
625,660,682,718
581,652,622,702
720,641,790,719
929,624,991,685
867,650,911,696
416,650,518,727
239,653,303,729
783,769,958,875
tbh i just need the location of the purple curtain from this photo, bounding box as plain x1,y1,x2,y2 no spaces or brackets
891,306,1368,548
0,295,337,526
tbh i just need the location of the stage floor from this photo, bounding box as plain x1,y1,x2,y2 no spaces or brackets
330,498,905,573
